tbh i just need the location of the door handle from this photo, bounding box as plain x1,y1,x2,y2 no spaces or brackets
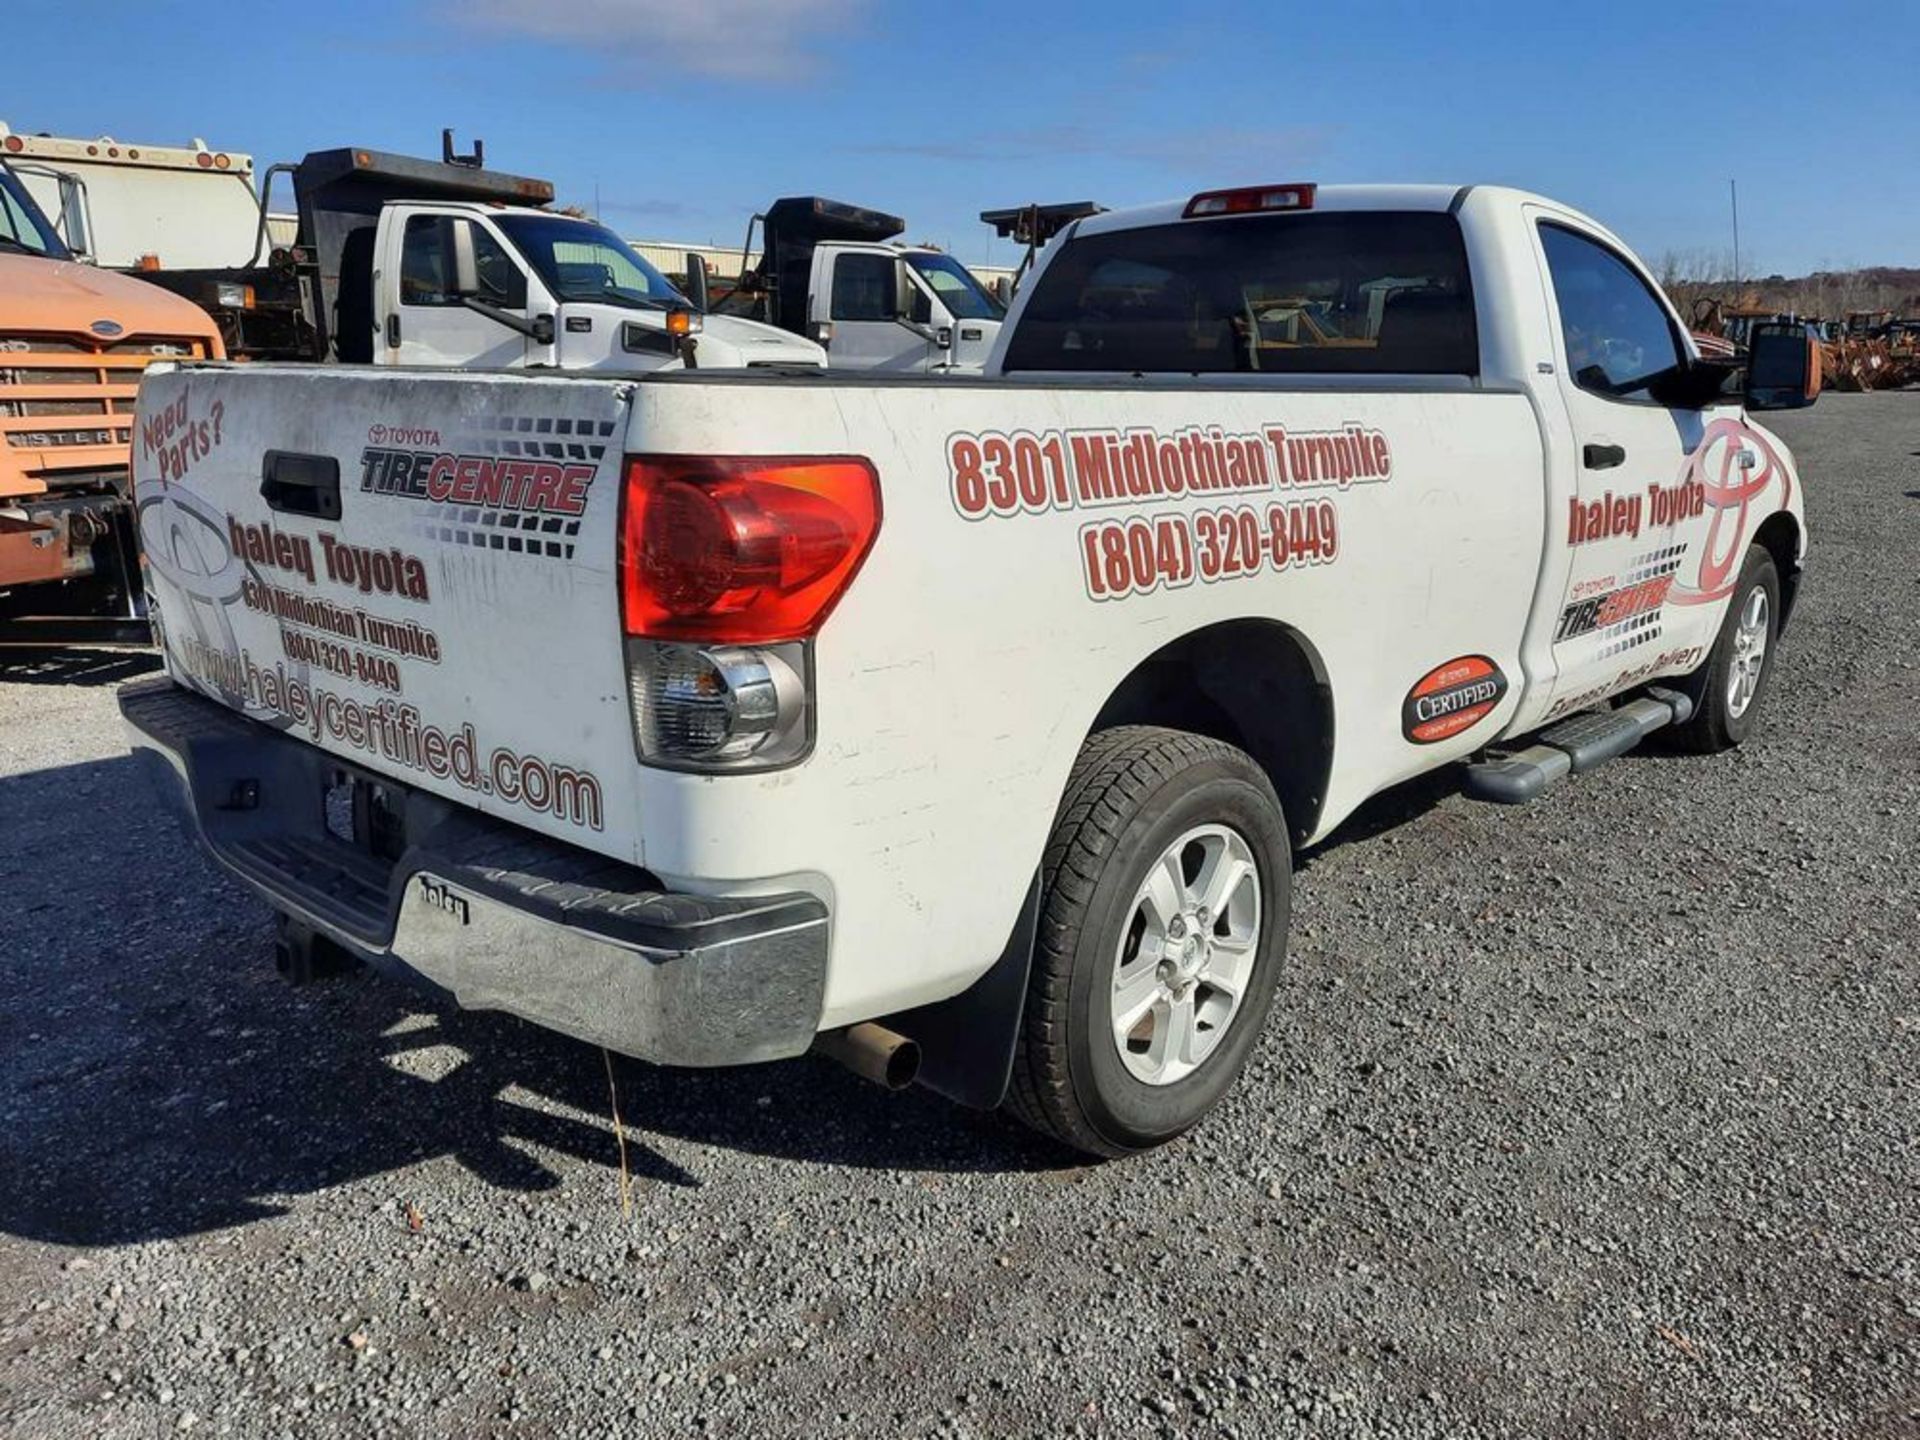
386,313,401,348
260,450,341,521
1583,442,1626,470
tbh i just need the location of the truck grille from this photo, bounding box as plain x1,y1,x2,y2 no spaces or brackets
0,333,206,493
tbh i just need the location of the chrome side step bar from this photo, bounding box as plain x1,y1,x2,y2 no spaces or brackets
1465,687,1694,805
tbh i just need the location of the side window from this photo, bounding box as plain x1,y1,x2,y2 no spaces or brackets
399,216,526,309
1,187,48,254
831,253,896,322
1539,223,1683,398
400,216,453,306
472,228,527,309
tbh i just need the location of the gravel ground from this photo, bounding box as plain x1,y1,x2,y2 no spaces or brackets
1,396,1914,1439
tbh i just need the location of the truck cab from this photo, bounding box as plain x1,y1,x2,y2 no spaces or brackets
718,197,1005,373
372,202,824,372
0,151,223,641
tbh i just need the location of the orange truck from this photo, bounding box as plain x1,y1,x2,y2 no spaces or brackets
0,146,223,643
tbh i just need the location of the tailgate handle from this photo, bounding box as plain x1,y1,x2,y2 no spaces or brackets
260,450,342,522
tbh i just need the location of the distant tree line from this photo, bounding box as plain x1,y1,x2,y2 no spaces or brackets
1656,249,1920,322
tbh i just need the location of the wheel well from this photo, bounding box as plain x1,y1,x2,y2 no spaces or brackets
1088,620,1333,844
1753,511,1803,629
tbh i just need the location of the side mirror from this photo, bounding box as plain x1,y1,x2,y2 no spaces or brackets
57,175,93,261
1646,355,1737,410
892,261,915,322
447,216,550,346
894,266,933,327
684,253,710,313
449,218,480,298
1744,323,1821,411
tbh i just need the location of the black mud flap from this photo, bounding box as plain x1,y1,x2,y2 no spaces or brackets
887,875,1041,1111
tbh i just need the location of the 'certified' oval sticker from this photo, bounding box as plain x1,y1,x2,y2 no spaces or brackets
1402,656,1508,745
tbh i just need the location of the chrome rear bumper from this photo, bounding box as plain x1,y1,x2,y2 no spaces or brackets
120,677,828,1067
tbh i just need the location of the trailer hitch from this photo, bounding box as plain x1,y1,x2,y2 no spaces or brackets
273,915,361,986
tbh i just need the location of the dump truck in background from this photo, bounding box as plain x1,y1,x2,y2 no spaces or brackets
126,134,820,372
0,152,223,644
979,200,1106,293
710,196,1006,372
130,137,558,364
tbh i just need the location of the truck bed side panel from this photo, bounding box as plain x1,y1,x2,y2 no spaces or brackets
629,376,1546,1023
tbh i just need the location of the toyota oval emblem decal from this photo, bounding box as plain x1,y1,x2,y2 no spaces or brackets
90,319,125,337
1402,655,1509,745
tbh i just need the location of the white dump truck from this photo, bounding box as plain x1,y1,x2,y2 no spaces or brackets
708,196,1005,372
8,130,822,374
121,181,1818,1156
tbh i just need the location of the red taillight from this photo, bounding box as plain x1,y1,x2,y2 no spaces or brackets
1183,183,1316,219
619,456,881,643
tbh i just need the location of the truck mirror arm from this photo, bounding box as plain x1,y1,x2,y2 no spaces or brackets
248,162,298,269
1643,356,1739,409
459,296,554,346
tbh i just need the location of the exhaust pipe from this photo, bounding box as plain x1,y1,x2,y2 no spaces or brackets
812,1022,920,1091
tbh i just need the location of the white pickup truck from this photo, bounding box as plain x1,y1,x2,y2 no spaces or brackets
122,181,1819,1157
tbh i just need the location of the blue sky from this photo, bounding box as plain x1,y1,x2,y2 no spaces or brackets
7,0,1914,275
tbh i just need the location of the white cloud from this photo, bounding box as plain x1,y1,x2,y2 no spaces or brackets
454,0,868,83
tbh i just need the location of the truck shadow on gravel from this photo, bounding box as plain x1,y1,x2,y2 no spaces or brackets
0,646,163,687
0,758,1068,1248
5,741,1477,1252
0,971,1068,1249
1295,764,1462,865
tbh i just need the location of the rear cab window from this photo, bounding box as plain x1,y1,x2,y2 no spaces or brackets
1002,211,1478,376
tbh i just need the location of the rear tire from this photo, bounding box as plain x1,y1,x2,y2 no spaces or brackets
1668,545,1781,753
1006,726,1290,1158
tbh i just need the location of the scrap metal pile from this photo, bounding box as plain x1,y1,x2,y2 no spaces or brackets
1820,314,1920,392
1689,298,1920,391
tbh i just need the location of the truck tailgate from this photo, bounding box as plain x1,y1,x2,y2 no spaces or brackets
134,364,639,858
